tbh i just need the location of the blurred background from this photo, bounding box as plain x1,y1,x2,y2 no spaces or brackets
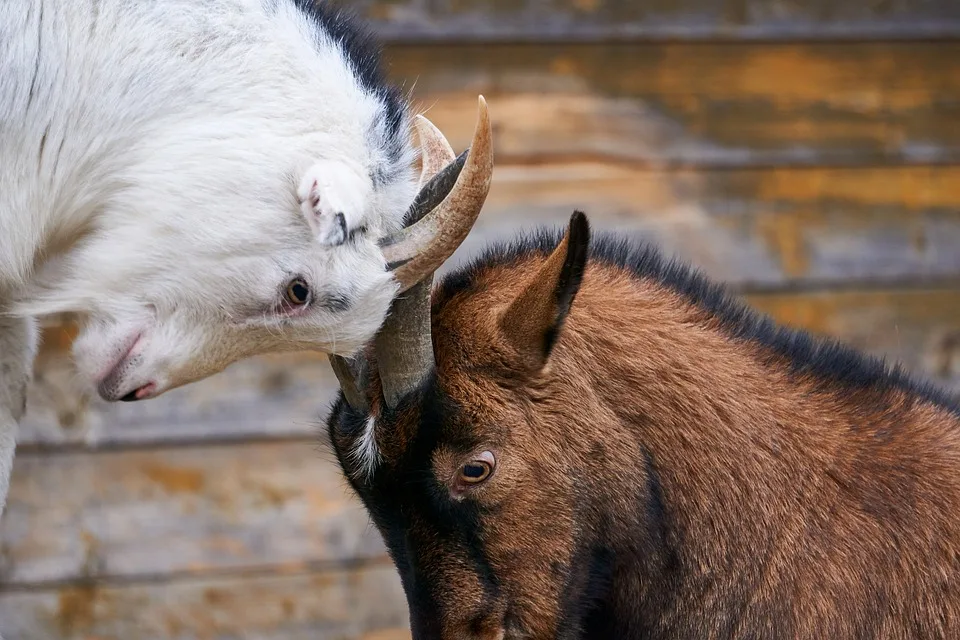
2,0,959,637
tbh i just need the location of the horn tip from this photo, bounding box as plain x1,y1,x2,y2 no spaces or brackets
413,113,437,137
476,95,492,139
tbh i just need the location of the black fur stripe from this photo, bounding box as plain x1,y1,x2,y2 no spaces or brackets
292,0,408,171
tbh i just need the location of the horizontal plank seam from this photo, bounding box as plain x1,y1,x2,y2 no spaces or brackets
736,277,960,296
379,34,960,47
0,556,395,593
374,33,960,47
486,156,960,172
12,433,329,457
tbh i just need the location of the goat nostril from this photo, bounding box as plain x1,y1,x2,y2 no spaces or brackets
120,390,140,402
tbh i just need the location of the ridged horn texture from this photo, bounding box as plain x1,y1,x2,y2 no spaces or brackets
378,95,494,295
329,96,494,410
328,353,369,413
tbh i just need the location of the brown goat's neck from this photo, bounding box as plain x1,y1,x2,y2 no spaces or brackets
547,268,960,637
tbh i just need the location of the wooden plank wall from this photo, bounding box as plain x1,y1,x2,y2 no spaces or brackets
2,1,959,637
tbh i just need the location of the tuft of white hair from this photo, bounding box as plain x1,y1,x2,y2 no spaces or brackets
347,415,381,481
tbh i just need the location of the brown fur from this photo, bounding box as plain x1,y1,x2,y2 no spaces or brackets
328,213,960,639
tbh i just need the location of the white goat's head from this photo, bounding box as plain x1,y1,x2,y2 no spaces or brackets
18,99,493,403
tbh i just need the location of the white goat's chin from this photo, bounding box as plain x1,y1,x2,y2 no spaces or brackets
93,332,158,402
72,316,161,402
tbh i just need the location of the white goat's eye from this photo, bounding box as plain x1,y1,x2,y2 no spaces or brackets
284,278,311,306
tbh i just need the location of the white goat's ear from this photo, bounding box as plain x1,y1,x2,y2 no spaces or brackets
297,161,371,245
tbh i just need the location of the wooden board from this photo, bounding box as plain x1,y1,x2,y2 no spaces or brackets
22,336,343,448
746,288,960,393
0,563,409,640
449,164,960,288
17,286,960,448
0,441,386,586
15,38,960,447
4,293,957,629
338,0,960,41
14,40,960,446
386,42,960,167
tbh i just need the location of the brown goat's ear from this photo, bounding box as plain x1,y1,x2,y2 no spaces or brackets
499,211,590,372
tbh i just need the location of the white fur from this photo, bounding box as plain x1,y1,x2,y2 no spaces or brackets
298,160,374,245
0,0,418,520
348,415,380,481
0,316,37,519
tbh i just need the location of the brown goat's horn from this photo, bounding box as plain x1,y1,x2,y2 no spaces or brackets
330,96,494,410
329,353,369,412
378,95,494,294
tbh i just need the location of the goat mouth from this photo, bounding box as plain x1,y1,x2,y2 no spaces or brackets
119,382,157,402
96,332,146,401
98,332,141,380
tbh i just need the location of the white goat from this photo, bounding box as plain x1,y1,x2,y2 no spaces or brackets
0,0,493,520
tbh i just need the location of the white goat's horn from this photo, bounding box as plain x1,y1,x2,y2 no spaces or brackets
378,95,494,294
330,96,494,410
415,113,457,188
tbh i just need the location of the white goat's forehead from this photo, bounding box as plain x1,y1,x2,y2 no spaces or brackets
162,243,355,301
204,214,313,254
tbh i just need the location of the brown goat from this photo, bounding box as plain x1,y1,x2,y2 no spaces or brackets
327,211,960,640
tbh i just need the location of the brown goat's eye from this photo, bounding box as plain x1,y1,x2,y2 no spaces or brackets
284,278,310,306
461,463,490,483
458,451,495,486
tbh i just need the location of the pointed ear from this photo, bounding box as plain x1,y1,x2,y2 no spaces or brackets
499,211,590,372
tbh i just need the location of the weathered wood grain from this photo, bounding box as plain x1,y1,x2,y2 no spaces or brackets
448,164,960,288
6,18,957,639
16,36,960,447
0,563,409,640
22,330,343,447
339,0,960,41
385,42,960,166
746,288,960,393
0,441,386,586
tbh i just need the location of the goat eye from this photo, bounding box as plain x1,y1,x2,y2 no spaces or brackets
462,463,489,481
459,452,495,485
284,278,310,306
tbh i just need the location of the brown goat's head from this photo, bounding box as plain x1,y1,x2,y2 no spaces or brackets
329,189,960,635
327,212,628,639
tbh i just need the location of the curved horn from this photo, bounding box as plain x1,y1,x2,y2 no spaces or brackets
379,95,494,294
331,96,494,410
328,353,369,413
414,113,457,189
